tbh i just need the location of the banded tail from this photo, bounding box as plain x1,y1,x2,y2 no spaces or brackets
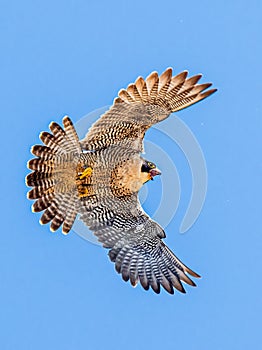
26,116,81,234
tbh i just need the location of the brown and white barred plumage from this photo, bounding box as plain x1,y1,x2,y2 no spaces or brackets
81,67,216,151
27,117,81,234
26,68,217,294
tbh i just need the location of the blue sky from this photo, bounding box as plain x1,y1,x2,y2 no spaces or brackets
1,1,261,349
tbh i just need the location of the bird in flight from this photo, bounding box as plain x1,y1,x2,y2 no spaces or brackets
26,68,216,294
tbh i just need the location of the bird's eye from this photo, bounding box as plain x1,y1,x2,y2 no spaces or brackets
147,162,155,169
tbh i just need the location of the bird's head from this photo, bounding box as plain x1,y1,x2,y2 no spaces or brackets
141,160,161,184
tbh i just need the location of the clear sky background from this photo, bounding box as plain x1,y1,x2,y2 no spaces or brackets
1,1,261,349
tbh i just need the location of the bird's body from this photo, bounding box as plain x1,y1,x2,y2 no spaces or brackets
26,68,216,294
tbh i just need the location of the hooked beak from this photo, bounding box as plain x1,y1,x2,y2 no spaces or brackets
149,167,161,180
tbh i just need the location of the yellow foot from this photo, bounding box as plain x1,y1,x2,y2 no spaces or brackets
79,167,92,179
78,186,92,198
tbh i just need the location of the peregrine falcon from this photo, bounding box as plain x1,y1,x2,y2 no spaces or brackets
26,68,216,294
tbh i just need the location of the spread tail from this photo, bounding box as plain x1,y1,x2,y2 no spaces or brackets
26,116,81,234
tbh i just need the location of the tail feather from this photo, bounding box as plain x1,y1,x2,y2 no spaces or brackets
32,192,55,212
26,171,54,188
31,145,54,159
27,187,51,200
49,121,66,139
62,193,78,234
26,116,81,234
39,132,62,153
63,117,80,149
28,158,54,172
40,200,58,224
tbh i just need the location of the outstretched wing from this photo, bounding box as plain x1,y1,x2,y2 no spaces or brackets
72,142,200,294
81,67,216,152
79,189,200,294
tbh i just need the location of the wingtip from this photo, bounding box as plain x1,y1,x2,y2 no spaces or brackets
151,285,161,294
135,76,144,83
169,288,175,295
146,71,159,81
62,228,70,235
191,280,197,287
186,73,203,85
177,281,187,294
173,70,189,83
190,271,201,279
131,281,138,288
202,88,218,96
122,274,130,282
163,67,173,75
